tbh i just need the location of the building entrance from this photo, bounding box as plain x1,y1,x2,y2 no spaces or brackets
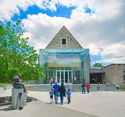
90,74,102,84
56,70,73,84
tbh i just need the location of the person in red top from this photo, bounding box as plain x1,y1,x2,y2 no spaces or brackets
86,82,90,93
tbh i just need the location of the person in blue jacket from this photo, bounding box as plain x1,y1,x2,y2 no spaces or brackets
53,82,59,104
66,89,71,104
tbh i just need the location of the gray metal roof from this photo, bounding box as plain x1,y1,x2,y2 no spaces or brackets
90,67,105,74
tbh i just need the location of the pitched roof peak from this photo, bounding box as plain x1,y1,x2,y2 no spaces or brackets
45,26,83,49
60,25,68,30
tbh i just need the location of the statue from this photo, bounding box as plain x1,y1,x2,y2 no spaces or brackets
12,74,27,92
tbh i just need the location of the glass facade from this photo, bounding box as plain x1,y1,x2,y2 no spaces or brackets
39,49,89,84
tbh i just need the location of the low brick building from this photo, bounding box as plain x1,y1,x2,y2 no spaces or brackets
102,64,125,89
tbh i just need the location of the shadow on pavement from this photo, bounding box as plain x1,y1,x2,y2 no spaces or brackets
0,105,13,111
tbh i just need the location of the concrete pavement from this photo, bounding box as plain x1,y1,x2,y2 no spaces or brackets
0,87,125,117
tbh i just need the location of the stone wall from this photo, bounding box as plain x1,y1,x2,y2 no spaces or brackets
46,26,83,49
103,64,125,89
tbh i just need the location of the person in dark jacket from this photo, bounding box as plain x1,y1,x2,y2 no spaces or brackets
58,83,65,105
82,81,86,94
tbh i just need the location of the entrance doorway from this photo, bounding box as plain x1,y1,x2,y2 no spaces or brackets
90,74,102,84
56,70,73,84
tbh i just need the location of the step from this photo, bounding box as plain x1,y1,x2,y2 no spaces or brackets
30,84,118,92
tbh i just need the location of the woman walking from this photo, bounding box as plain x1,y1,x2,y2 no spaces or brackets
50,78,53,86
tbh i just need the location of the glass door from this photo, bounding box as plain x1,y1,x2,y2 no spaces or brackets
69,71,72,83
56,70,73,84
57,71,60,83
65,71,68,83
61,71,64,83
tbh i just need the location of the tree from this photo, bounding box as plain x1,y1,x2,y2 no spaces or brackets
92,63,104,67
0,20,45,83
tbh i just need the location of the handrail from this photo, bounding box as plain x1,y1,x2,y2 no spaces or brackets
103,80,110,91
111,80,116,86
103,80,107,84
112,80,120,89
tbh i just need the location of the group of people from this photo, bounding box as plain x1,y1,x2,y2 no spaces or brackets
49,81,92,105
82,81,91,94
82,82,101,94
49,82,71,105
49,77,103,104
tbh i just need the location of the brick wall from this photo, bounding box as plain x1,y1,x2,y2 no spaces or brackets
103,64,125,89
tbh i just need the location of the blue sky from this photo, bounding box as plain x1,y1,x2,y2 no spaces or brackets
0,0,125,66
11,5,76,21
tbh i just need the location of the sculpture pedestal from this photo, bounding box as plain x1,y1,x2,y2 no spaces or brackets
12,88,27,110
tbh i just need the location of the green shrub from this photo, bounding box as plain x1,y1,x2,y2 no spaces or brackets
119,89,125,91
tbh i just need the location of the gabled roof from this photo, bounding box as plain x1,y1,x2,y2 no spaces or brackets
45,26,83,49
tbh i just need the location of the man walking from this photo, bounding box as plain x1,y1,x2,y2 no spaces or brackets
82,81,86,94
58,83,66,105
53,82,59,104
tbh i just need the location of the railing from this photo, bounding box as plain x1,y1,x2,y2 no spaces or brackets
103,80,107,84
103,80,110,91
112,80,120,89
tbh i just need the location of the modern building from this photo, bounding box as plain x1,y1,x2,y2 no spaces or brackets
39,26,90,84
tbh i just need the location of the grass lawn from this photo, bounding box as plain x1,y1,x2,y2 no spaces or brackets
0,83,12,87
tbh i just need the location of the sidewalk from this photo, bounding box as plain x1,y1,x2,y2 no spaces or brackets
0,87,125,117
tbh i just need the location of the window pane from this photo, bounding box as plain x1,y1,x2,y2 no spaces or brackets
123,71,125,83
62,39,66,44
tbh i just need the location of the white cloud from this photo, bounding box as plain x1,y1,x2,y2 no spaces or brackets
86,43,101,55
0,0,123,21
96,57,125,64
0,0,125,65
0,0,58,21
92,43,125,64
0,0,31,21
101,43,125,58
22,13,70,52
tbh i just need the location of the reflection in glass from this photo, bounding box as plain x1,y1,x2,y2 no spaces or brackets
39,49,89,83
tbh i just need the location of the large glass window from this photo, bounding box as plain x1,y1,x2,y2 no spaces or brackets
73,54,80,67
39,49,89,83
56,54,65,67
123,71,125,83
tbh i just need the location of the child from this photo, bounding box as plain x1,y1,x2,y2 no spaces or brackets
97,82,100,90
49,88,54,103
66,89,71,104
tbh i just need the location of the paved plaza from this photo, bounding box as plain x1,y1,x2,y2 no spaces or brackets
0,87,125,117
